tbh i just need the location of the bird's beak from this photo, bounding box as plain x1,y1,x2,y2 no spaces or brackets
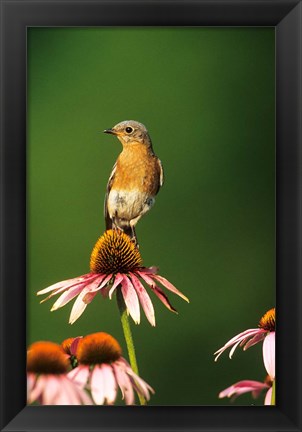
103,128,117,135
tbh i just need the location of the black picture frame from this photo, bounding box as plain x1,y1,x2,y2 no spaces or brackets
1,0,301,431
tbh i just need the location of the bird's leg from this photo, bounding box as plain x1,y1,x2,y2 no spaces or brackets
129,222,139,248
132,226,139,248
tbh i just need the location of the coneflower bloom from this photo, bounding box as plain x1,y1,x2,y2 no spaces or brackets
219,375,273,405
27,341,92,405
214,307,275,377
37,229,189,326
67,332,154,405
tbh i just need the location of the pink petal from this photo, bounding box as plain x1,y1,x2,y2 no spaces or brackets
264,387,273,405
68,365,90,387
117,357,155,400
122,362,154,400
55,275,103,311
112,363,135,405
138,272,177,313
82,291,98,304
90,366,105,405
37,273,96,296
60,376,81,405
101,364,117,404
214,328,264,361
28,375,45,404
41,376,61,405
142,266,159,274
88,274,113,293
108,273,124,299
27,373,36,395
129,273,155,326
243,332,267,350
228,339,244,359
219,380,269,400
50,285,85,311
121,275,140,324
263,332,275,379
152,285,178,313
69,288,91,324
52,384,74,405
69,337,83,356
62,375,92,405
77,387,93,405
150,274,189,303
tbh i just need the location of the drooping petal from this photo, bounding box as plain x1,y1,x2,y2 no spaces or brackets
82,291,98,304
37,273,96,296
87,274,113,293
150,274,189,303
142,266,159,274
264,387,273,405
52,383,75,405
59,376,81,405
60,375,93,405
152,285,178,313
214,328,265,361
138,272,177,313
243,331,267,350
112,363,135,405
68,365,90,387
263,332,275,379
219,380,269,401
129,273,155,326
228,339,244,359
120,275,140,324
108,273,124,299
90,366,105,405
101,364,117,404
50,285,86,311
27,373,36,395
41,376,61,405
69,288,91,324
76,386,93,405
121,359,154,401
28,375,45,404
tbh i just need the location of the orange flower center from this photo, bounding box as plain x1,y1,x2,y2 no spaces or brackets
259,308,275,331
27,341,70,374
90,229,142,274
76,332,122,365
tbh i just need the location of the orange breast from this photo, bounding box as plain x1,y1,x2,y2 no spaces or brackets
112,146,160,195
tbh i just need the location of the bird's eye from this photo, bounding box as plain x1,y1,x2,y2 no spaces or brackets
125,127,133,134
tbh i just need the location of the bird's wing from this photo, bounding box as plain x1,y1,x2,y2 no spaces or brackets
104,162,117,230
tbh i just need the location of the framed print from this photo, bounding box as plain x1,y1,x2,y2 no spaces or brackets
1,0,301,431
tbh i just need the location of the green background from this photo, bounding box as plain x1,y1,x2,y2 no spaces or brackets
27,28,275,406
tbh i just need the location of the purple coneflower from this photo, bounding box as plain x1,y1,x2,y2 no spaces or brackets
37,229,189,326
67,332,154,405
219,375,273,405
214,307,275,379
27,341,92,405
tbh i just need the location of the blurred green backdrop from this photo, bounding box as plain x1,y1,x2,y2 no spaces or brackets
27,28,275,406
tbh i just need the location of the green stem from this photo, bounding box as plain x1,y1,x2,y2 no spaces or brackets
117,288,146,406
271,380,276,405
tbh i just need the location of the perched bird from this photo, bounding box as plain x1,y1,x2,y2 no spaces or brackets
103,120,164,243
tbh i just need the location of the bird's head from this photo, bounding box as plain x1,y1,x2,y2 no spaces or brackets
104,120,151,147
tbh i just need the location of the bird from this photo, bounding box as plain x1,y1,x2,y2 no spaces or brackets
103,120,164,244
